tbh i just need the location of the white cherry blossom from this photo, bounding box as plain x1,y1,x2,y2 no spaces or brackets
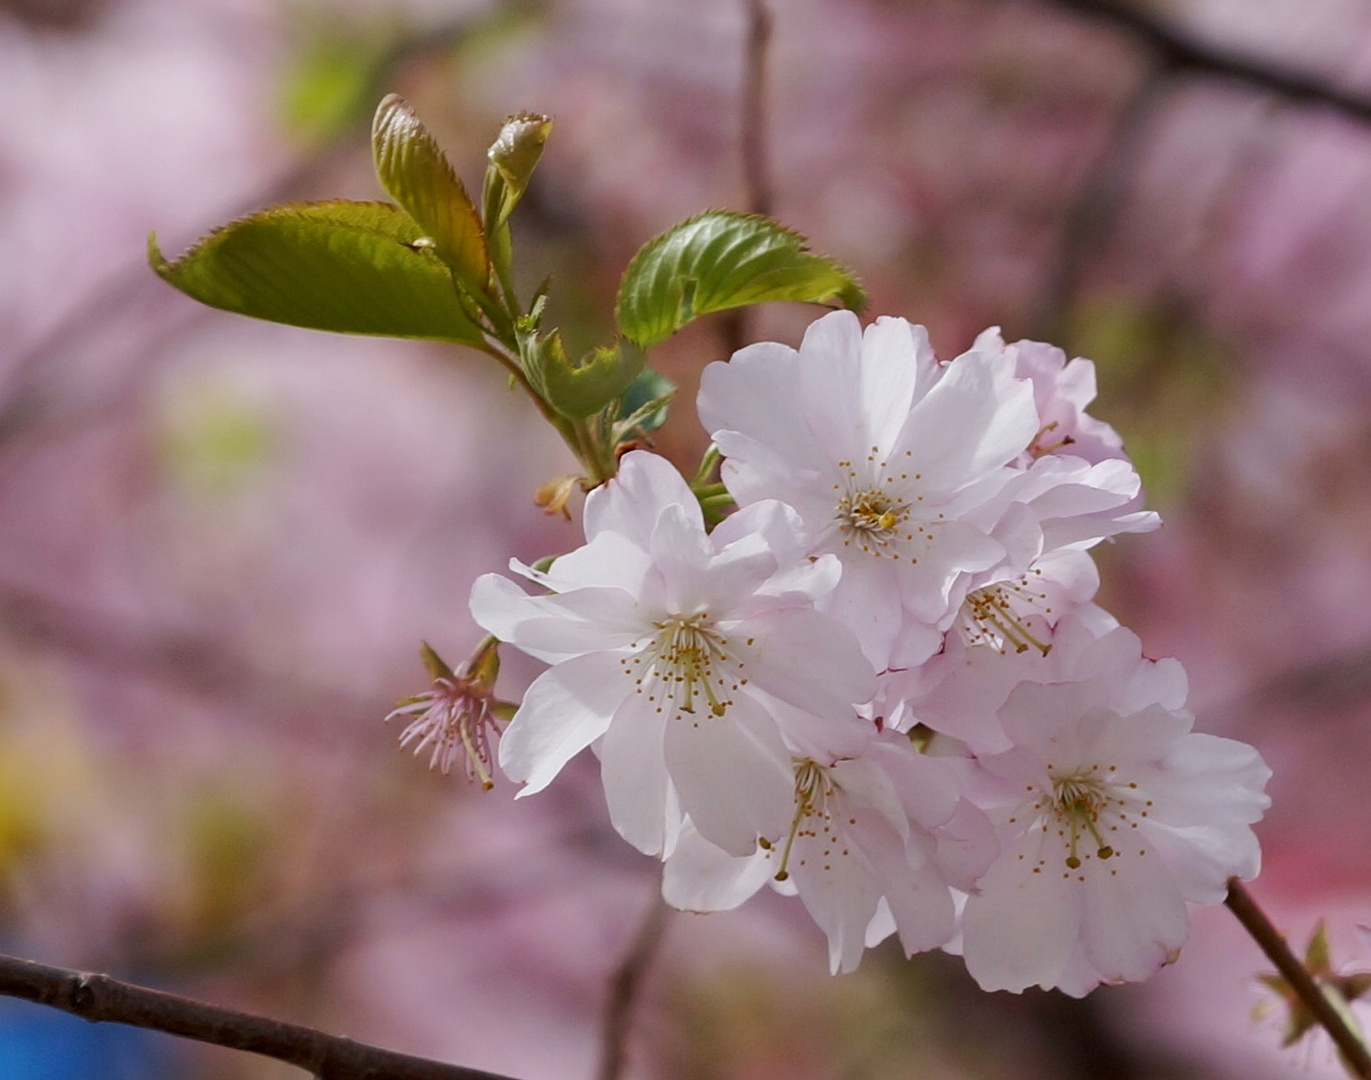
698,310,1039,670
469,451,876,859
957,629,1270,996
664,729,997,973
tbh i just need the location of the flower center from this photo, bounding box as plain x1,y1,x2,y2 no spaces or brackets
837,488,909,538
1050,772,1116,868
770,757,840,882
960,577,1053,655
624,613,742,722
1027,420,1076,459
832,449,926,559
1008,762,1158,879
1009,762,1157,878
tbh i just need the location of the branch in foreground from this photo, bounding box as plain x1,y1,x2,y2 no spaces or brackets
1225,879,1371,1079
1040,0,1371,127
0,952,521,1080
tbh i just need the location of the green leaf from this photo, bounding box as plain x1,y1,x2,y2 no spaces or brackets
150,201,486,344
372,95,490,292
614,211,867,348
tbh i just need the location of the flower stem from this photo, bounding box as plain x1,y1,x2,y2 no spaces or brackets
1225,877,1371,1078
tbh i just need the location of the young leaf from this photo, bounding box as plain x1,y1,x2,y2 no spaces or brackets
372,95,490,293
484,112,554,229
150,201,486,344
615,210,867,348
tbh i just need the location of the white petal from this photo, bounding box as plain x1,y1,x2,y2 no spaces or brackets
821,556,906,671
498,652,625,792
788,817,886,973
962,829,1081,992
469,574,645,662
1077,842,1189,989
859,317,934,451
533,530,655,596
664,693,794,856
698,342,830,482
884,865,957,957
600,695,673,856
662,824,773,911
898,352,1037,491
738,607,876,718
584,450,701,545
793,310,867,465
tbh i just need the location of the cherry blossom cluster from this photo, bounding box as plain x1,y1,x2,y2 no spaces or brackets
467,310,1270,996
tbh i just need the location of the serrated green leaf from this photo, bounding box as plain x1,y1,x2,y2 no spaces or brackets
372,95,490,292
614,211,867,348
150,201,486,344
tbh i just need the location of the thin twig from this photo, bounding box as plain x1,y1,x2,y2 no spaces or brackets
719,0,776,360
0,952,521,1080
596,886,671,1080
1225,878,1371,1079
740,0,775,220
1037,0,1371,126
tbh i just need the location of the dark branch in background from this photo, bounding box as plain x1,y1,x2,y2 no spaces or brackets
718,0,775,360
1029,68,1169,340
1225,880,1371,1078
597,888,671,1080
1038,0,1371,125
0,952,521,1080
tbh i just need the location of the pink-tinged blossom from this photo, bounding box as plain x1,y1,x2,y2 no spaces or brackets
698,310,1040,670
469,451,876,859
664,729,996,974
971,328,1130,467
957,632,1270,996
387,640,508,788
894,605,1133,755
952,346,1158,656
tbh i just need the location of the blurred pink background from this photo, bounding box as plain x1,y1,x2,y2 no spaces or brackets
2,0,1370,1077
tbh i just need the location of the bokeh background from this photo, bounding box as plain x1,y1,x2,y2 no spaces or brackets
2,0,1371,1076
